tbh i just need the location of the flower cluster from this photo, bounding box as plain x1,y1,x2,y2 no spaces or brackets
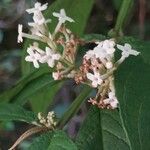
18,2,140,110
74,39,140,109
18,2,77,80
38,111,57,129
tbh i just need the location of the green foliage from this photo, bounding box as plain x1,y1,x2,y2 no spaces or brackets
76,106,129,150
0,103,36,124
0,67,51,102
14,74,60,105
29,130,77,150
115,38,150,150
30,82,62,113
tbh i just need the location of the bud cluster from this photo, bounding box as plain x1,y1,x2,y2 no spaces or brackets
38,111,57,129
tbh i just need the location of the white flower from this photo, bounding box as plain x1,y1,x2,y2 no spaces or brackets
33,12,46,25
84,50,96,60
18,24,23,43
117,43,140,58
91,39,115,62
103,92,118,109
102,39,115,54
86,72,103,88
26,2,48,14
95,39,115,55
40,47,61,67
53,9,74,23
26,2,48,25
93,46,108,59
25,47,41,68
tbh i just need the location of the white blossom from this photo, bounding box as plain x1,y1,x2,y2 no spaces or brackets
18,24,23,43
86,72,103,88
53,9,74,34
53,9,74,23
102,39,115,54
26,2,48,25
26,2,48,14
103,92,118,109
33,12,46,25
94,39,115,59
117,43,140,58
25,47,41,68
84,50,96,60
40,47,61,67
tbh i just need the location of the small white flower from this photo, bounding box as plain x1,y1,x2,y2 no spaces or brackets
84,50,96,60
103,92,118,109
53,9,74,23
25,47,41,68
18,24,23,43
26,2,48,14
93,46,108,59
91,39,115,62
102,39,115,54
33,12,46,25
86,72,103,88
40,47,61,68
117,43,140,58
26,2,48,25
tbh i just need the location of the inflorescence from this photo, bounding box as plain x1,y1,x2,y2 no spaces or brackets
18,2,140,110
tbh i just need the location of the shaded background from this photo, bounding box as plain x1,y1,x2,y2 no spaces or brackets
0,0,149,149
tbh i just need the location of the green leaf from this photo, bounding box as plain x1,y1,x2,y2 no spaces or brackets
29,130,77,150
115,55,150,150
22,0,94,75
30,82,62,113
76,107,130,150
14,74,60,105
0,103,36,124
0,67,51,102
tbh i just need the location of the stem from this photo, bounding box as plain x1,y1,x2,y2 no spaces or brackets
58,86,92,129
109,0,134,37
9,127,48,150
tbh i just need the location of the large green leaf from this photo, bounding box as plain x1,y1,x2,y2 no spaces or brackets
115,55,150,149
29,130,77,150
76,107,130,150
115,37,150,149
0,103,36,124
